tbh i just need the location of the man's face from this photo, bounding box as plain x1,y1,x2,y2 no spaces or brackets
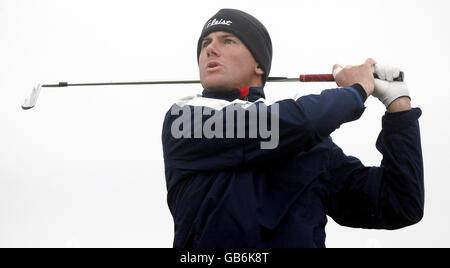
199,31,264,92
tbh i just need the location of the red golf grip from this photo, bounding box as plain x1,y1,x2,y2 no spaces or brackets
300,72,404,82
300,74,334,82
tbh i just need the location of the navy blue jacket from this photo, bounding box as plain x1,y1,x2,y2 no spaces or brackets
162,85,424,248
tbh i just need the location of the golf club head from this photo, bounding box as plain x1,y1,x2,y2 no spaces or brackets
22,84,42,110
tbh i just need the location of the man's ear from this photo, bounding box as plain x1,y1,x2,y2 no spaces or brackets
255,64,264,76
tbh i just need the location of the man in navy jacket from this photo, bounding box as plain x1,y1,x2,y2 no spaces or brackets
162,9,424,248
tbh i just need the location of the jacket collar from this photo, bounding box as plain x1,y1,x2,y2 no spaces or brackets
202,87,266,102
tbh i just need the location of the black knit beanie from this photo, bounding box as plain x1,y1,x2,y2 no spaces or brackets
197,9,272,85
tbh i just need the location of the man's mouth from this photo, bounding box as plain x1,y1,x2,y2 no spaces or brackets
207,61,222,70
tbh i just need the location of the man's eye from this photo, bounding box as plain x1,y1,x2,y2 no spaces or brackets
202,41,210,48
225,39,234,44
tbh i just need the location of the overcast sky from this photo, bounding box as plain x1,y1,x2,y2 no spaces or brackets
1,0,449,247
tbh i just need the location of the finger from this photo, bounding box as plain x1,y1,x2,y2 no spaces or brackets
332,64,343,78
376,64,386,80
364,58,377,68
374,64,381,77
392,66,400,79
386,65,394,81
332,64,342,71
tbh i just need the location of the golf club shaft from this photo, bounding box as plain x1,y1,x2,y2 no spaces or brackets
42,77,298,88
41,72,404,88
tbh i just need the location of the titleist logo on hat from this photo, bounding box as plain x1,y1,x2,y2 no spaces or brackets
205,18,233,29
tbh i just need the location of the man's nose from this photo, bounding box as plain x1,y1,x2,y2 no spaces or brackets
206,40,220,57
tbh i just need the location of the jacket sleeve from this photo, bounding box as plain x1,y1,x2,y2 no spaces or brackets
162,85,366,172
325,108,424,229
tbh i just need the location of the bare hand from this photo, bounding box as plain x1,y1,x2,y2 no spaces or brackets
333,58,377,96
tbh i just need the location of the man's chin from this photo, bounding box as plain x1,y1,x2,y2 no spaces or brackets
202,79,234,92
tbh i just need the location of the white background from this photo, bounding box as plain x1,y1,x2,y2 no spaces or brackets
1,0,449,247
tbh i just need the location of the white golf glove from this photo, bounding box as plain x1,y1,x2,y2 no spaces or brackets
372,64,410,108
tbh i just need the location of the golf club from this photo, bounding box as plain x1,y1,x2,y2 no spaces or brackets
21,72,404,110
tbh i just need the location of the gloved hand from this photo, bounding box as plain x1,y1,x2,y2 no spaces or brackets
372,64,410,108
